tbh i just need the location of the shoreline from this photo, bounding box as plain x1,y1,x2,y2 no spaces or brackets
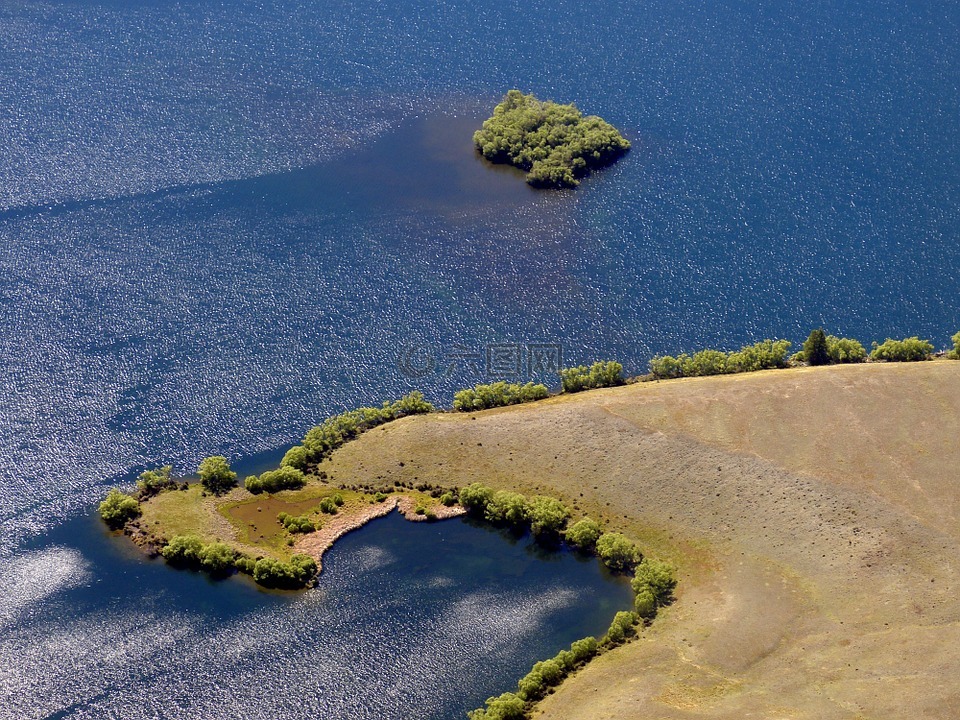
293,495,466,573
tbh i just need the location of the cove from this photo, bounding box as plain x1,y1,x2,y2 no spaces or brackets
10,508,632,719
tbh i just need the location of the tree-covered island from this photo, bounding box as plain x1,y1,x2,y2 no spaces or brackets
473,90,631,188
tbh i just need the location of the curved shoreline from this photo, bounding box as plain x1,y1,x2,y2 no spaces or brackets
293,497,466,572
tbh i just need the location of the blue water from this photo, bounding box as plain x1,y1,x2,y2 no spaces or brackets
2,510,632,719
1,0,958,717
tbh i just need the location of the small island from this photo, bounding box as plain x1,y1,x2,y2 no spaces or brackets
473,90,631,188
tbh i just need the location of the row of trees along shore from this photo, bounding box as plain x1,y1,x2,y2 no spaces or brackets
457,483,675,720
99,328,959,586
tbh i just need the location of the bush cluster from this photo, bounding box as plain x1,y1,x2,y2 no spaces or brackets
559,360,624,393
277,512,315,534
250,555,318,589
98,488,141,529
564,517,602,550
870,336,934,362
603,610,639,645
245,466,306,494
595,532,641,572
198,455,237,495
319,495,343,514
453,381,549,411
825,334,867,363
282,392,434,470
630,557,678,619
458,483,571,538
473,89,631,188
649,339,792,379
950,331,960,359
135,465,179,499
161,536,239,575
160,535,317,588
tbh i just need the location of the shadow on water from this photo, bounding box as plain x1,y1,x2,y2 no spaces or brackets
233,113,545,219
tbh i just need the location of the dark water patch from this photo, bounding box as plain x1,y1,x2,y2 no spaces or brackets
3,510,631,720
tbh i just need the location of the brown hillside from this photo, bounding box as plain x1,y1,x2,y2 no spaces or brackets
325,361,960,719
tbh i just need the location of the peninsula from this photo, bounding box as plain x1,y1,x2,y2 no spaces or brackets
473,90,630,188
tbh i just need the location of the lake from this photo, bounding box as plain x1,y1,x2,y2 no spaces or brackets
1,0,958,717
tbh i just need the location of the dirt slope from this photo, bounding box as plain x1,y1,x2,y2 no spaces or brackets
325,361,960,719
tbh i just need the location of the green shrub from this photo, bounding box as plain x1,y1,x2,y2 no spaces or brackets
459,483,495,515
516,668,547,701
98,488,141,529
950,331,960,359
565,517,602,550
531,658,563,686
649,339,791,379
631,558,677,605
453,381,550,411
252,554,317,589
826,335,866,363
280,444,309,470
560,360,624,393
604,610,638,645
553,649,576,672
485,491,529,526
319,497,338,514
234,555,256,574
802,329,830,366
633,587,657,619
246,466,306,494
198,542,237,574
526,495,570,538
595,532,640,571
299,392,434,467
473,89,630,188
439,492,456,507
161,535,205,565
277,512,315,534
333,493,344,506
870,336,934,362
374,491,388,503
135,465,177,498
198,456,237,495
569,636,598,663
467,691,527,720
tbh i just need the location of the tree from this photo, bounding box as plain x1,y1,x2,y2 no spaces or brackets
949,331,960,359
135,465,177,498
459,483,495,515
802,328,830,366
161,535,205,565
198,456,237,495
485,491,529,526
631,558,677,605
565,517,602,550
467,692,526,720
595,532,640,571
527,495,571,538
870,337,934,362
825,335,866,363
98,489,141,528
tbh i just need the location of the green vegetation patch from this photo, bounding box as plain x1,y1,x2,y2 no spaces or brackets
870,336,934,362
453,381,549,411
473,90,631,188
649,339,792,379
559,360,624,393
283,391,434,471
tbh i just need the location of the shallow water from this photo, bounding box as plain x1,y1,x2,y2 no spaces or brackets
2,0,959,717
